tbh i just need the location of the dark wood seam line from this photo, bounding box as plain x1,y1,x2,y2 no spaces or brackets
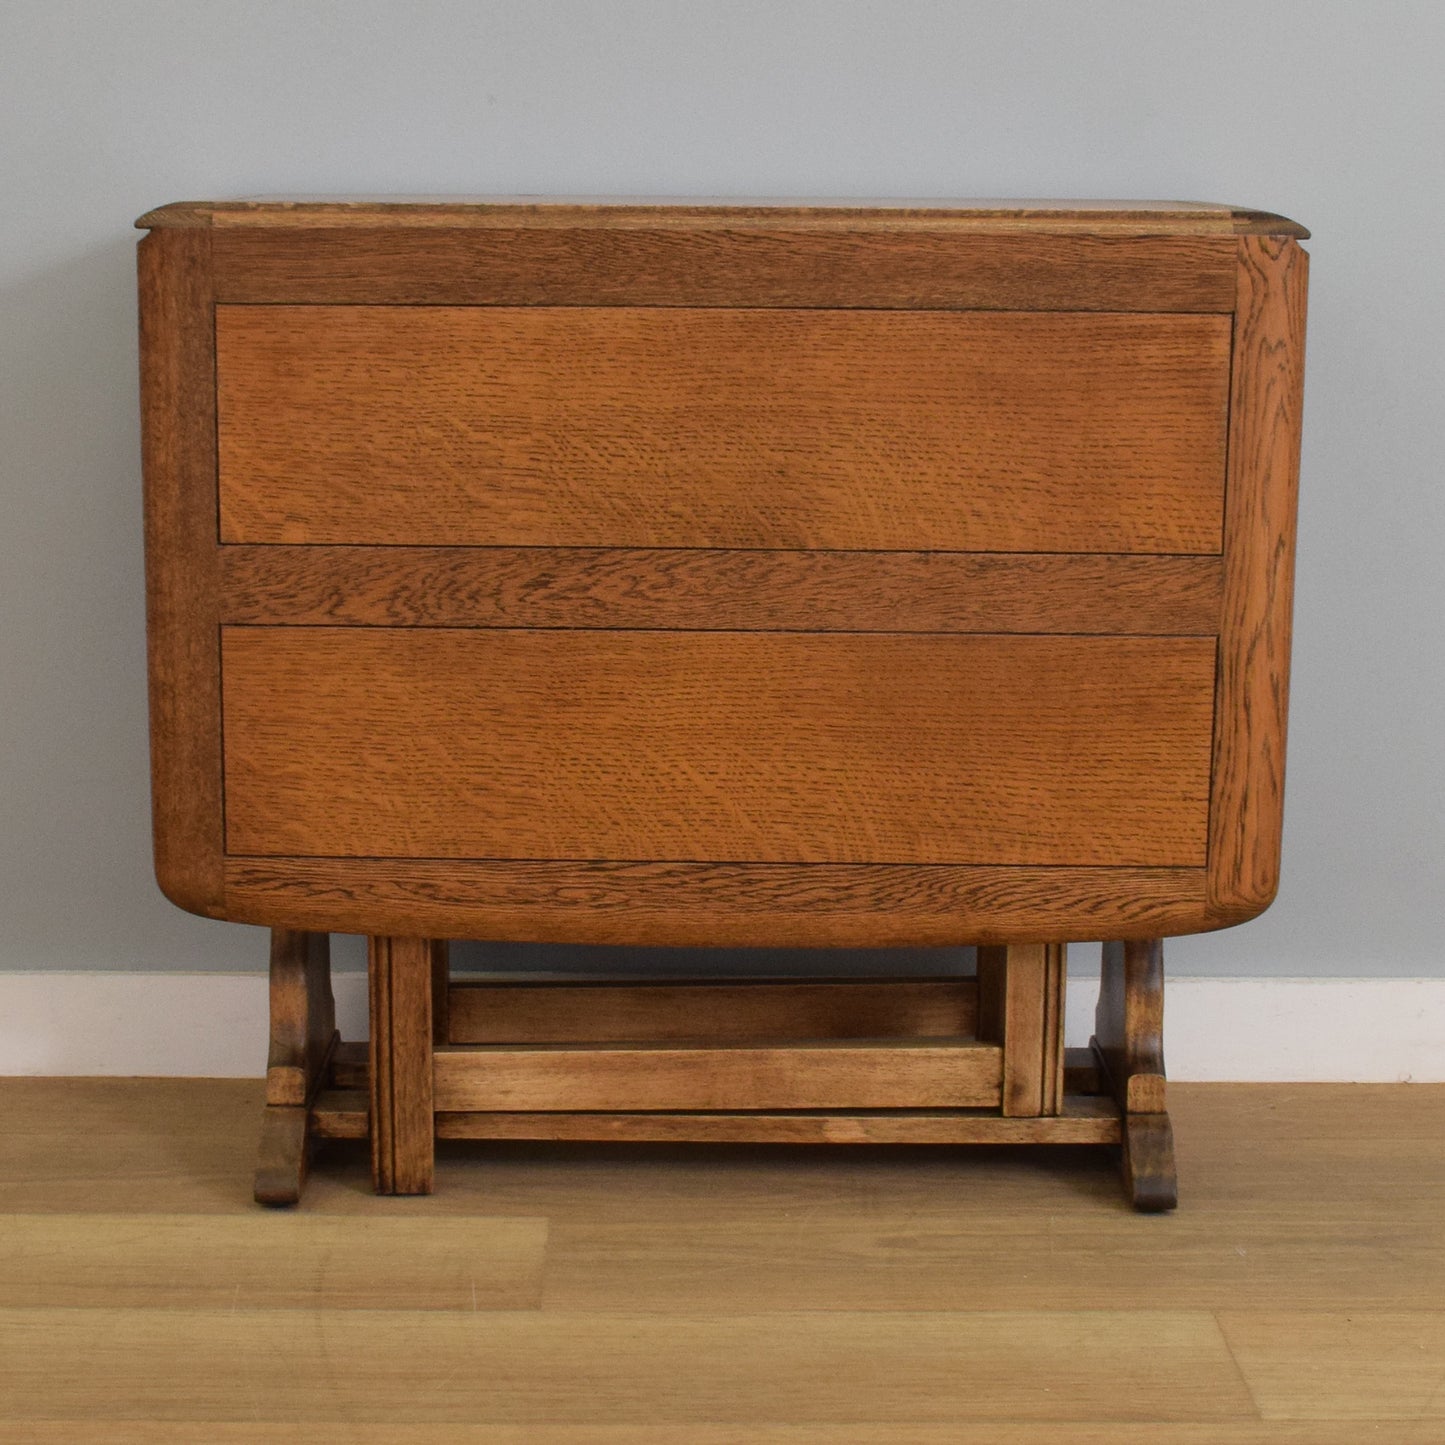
219,624,1224,637
223,855,1209,870
215,542,1228,559
208,285,230,869
215,626,1220,639
215,301,1237,316
1205,267,1244,885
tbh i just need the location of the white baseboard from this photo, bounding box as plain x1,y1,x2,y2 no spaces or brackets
0,972,1441,1082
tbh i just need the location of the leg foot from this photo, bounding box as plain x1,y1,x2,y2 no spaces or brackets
1123,1111,1178,1212
254,930,336,1206
254,1105,309,1207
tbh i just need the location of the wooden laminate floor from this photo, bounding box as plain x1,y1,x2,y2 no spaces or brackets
1,1080,1442,1440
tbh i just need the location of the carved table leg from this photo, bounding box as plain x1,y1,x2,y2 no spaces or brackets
1092,938,1178,1212
369,935,437,1195
255,930,337,1206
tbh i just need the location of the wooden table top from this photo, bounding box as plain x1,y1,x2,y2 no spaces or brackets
136,196,1309,237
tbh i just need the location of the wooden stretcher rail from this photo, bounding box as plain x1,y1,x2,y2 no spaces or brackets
432,1101,1120,1145
431,1038,1005,1112
446,977,979,1045
305,1092,1120,1145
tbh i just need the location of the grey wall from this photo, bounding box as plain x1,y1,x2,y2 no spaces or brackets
2,1,1441,979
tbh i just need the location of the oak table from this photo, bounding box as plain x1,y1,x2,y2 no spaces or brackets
136,198,1308,1210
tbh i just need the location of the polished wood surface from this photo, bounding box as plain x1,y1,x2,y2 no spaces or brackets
978,943,1068,1117
207,228,1241,310
1094,938,1178,1210
263,930,335,1109
217,306,1230,552
428,1101,1119,1145
137,226,224,919
303,1092,1122,1146
367,936,434,1196
138,201,1306,945
221,629,1216,866
305,949,1123,1195
432,1038,1004,1113
219,546,1225,634
221,858,1212,947
2,1425,1432,1445
1096,938,1170,1114
136,202,1309,1208
254,929,336,1205
1210,235,1309,917
1,1078,1437,1436
446,978,979,1045
138,196,1311,235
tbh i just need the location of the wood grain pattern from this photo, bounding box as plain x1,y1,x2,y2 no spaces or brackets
1095,939,1169,1115
999,944,1045,1116
9,1079,1445,1434
7,1075,1439,1252
1217,1312,1445,1421
217,306,1230,552
3,1426,1431,1445
263,930,335,1108
431,1039,1003,1112
1209,237,1309,918
309,1088,368,1139
368,936,435,1195
137,227,223,916
219,546,1225,635
138,204,1306,957
533,1085,1445,1308
1094,937,1176,1211
0,1307,1256,1426
208,226,1240,310
447,978,979,1045
222,857,1212,946
253,1106,309,1208
430,1100,1119,1145
0,1213,548,1311
220,629,1216,866
139,195,1309,236
997,944,1067,1117
1122,1113,1178,1213
307,1093,1119,1145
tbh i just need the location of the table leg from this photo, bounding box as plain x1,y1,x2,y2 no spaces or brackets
1093,937,1178,1212
977,943,1066,1116
254,929,336,1206
369,935,436,1195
